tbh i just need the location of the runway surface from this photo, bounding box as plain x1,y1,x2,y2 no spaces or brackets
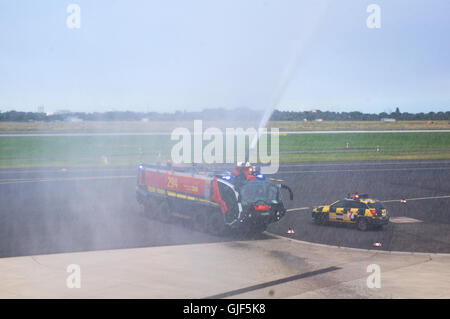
1,129,450,137
0,160,449,258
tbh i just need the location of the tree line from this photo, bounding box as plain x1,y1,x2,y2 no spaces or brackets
270,109,450,121
0,108,449,122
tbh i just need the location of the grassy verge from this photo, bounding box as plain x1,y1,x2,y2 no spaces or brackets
277,132,450,151
0,135,173,159
1,132,449,168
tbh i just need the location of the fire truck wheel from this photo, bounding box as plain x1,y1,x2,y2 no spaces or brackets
143,203,154,219
193,211,208,232
155,200,171,223
249,224,267,234
207,211,228,236
143,198,158,219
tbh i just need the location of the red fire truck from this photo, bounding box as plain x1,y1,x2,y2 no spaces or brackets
136,162,293,235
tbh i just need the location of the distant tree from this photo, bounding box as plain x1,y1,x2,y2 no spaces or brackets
1,108,450,122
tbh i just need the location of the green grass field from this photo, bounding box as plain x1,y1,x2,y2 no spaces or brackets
0,135,173,167
1,131,449,168
278,132,450,151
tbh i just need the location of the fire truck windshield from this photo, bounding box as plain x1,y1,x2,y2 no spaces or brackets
239,181,279,205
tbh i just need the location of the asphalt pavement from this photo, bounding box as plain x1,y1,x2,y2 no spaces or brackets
0,160,449,258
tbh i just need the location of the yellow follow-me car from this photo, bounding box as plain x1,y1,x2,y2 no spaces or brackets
311,193,389,231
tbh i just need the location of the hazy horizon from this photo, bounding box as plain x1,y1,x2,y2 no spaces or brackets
1,106,448,116
1,0,449,114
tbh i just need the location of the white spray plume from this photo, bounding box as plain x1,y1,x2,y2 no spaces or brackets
250,1,330,150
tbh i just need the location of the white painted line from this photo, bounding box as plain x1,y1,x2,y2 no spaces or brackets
0,132,172,137
1,130,449,137
1,161,449,174
264,231,450,256
280,160,450,168
287,195,450,214
390,217,423,224
382,195,450,203
287,207,310,212
277,167,450,174
0,175,135,185
0,167,135,174
280,130,450,134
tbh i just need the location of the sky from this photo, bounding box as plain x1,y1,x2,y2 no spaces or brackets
0,0,449,114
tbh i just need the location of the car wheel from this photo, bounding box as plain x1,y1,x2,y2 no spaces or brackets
357,218,369,231
318,213,328,225
313,214,321,225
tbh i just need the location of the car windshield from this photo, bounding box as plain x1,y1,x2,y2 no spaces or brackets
239,181,279,205
368,202,385,210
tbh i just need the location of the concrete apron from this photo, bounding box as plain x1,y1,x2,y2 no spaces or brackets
0,236,449,299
